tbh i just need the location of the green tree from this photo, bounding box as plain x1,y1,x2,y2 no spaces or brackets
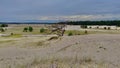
28,26,33,32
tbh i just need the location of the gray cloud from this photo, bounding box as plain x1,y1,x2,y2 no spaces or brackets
0,0,120,21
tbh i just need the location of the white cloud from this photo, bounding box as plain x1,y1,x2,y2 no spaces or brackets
38,14,120,21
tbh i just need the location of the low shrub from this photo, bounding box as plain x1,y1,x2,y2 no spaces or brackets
89,27,92,29
68,32,73,36
37,41,44,46
104,27,107,30
23,27,28,32
108,27,111,30
81,25,87,28
96,26,99,29
85,30,88,34
40,28,45,33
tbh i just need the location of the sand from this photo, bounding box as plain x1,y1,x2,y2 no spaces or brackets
0,34,120,68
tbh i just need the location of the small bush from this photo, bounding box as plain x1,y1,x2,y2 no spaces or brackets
89,27,92,29
108,27,111,30
104,27,107,30
96,26,99,29
11,33,13,35
40,28,45,33
68,32,73,36
85,30,88,34
0,27,5,32
37,41,44,46
23,27,28,32
83,58,92,63
81,25,87,29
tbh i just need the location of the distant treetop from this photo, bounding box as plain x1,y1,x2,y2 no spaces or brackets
58,20,120,26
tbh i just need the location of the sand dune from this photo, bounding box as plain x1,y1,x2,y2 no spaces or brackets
0,34,119,68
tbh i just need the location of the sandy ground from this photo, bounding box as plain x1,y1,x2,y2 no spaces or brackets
0,34,120,68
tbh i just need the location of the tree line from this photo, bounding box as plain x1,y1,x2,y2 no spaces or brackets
0,24,8,32
58,20,120,26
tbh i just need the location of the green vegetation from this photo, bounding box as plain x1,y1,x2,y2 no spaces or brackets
1,24,120,38
89,27,92,29
104,27,107,30
22,27,51,35
10,34,22,38
37,41,44,46
81,25,87,28
23,26,33,32
108,27,111,30
67,30,88,36
0,24,8,27
65,30,120,35
68,32,73,36
23,27,28,32
1,34,22,38
85,30,88,34
28,26,33,32
40,28,45,33
65,30,88,36
0,27,5,32
58,20,120,26
96,26,99,29
0,40,14,44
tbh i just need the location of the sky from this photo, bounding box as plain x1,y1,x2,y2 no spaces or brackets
0,0,120,22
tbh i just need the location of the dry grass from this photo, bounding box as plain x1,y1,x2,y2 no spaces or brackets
1,25,120,38
0,34,119,68
0,40,14,44
16,56,109,68
0,25,120,68
36,41,45,46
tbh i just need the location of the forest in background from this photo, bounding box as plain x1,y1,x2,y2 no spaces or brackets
58,20,120,26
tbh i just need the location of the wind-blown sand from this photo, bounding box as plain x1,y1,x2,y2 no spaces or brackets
0,34,120,68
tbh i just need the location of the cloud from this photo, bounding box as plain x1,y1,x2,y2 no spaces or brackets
38,14,120,21
0,0,120,21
